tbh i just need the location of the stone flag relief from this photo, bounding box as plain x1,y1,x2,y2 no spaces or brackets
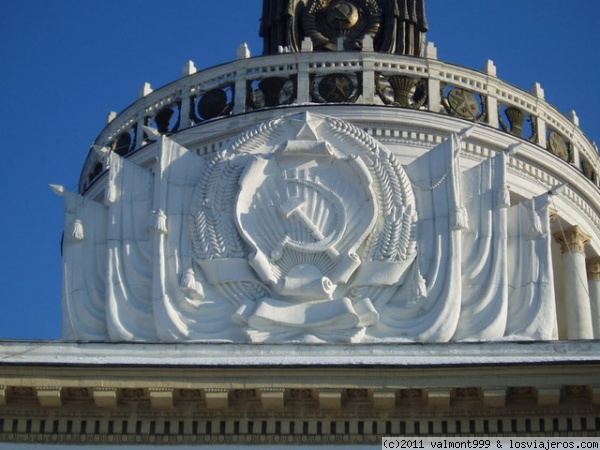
60,112,556,343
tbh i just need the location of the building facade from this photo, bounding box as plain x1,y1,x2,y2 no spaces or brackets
1,0,600,444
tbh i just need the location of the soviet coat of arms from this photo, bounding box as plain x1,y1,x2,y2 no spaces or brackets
189,112,417,342
62,111,557,343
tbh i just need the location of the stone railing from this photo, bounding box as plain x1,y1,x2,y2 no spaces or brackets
79,48,598,193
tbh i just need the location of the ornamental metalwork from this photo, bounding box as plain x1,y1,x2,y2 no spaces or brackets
581,158,597,182
191,85,235,123
499,105,537,142
112,128,135,156
248,76,297,110
443,87,486,122
376,74,427,108
79,52,600,194
303,0,382,51
548,130,571,162
260,0,429,56
148,102,181,135
311,72,362,103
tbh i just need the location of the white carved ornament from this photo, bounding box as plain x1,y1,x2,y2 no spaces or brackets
189,112,417,342
59,112,559,343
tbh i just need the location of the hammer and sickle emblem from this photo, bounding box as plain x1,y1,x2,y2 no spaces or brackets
328,1,360,29
272,179,346,260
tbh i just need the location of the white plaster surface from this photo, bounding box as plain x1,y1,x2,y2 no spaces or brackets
1,341,599,367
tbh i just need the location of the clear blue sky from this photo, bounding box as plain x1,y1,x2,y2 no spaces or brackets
0,1,598,340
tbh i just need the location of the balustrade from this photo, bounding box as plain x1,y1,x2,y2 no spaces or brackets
79,47,599,193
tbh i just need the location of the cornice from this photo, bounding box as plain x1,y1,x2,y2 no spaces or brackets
1,340,600,367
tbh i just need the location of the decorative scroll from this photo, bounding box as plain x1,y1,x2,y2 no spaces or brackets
310,73,362,104
547,130,571,162
443,87,486,122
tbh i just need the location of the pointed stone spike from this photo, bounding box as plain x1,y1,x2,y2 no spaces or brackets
532,82,545,99
107,111,117,123
570,110,580,126
140,82,153,98
426,42,438,60
485,59,497,76
182,60,197,76
49,184,66,196
237,43,251,60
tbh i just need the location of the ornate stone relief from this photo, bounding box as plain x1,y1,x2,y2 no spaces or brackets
189,112,417,342
59,112,560,343
587,257,600,281
554,225,591,254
